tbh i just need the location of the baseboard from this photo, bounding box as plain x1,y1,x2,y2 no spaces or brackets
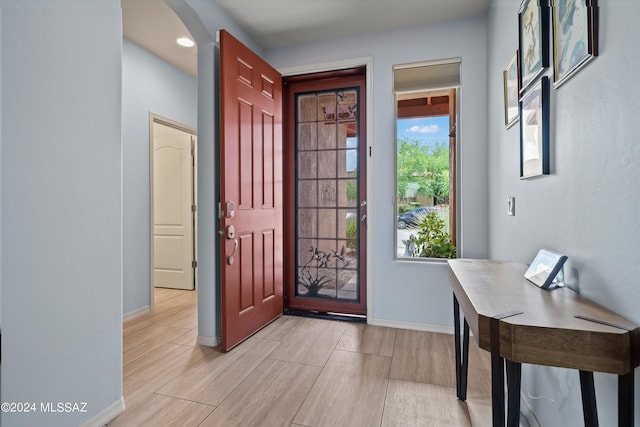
369,318,454,335
79,396,125,427
123,306,150,322
519,393,541,427
197,335,219,347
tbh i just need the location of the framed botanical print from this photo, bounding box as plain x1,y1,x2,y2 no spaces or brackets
503,51,520,129
520,76,550,179
552,0,598,88
519,0,550,94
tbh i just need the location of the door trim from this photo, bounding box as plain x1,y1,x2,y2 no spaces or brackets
279,57,374,321
148,112,197,312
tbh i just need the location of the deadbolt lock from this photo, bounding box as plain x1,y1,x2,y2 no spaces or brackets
226,224,235,239
226,201,235,218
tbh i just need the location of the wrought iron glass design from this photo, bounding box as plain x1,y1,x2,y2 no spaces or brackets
295,89,359,301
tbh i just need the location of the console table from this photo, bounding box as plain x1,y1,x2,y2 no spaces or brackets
447,259,639,427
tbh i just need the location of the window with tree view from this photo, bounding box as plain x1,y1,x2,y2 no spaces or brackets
394,60,459,259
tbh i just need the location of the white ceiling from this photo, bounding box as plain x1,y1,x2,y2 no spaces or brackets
122,0,198,76
122,0,490,78
215,0,490,49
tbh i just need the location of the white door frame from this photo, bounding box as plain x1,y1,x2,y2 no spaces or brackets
149,112,198,312
278,57,374,321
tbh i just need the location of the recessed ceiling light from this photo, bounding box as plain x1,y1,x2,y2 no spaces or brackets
176,37,195,48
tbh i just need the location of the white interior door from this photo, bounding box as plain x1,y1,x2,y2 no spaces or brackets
153,121,195,290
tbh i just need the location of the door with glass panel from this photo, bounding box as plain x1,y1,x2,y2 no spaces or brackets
284,70,367,315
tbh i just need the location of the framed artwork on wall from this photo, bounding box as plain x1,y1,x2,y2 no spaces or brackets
552,0,598,88
519,0,550,94
520,76,550,179
503,51,520,129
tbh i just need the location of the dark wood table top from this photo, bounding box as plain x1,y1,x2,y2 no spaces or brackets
448,259,640,374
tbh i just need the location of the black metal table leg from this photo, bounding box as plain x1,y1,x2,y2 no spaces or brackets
453,294,470,401
491,350,505,427
454,294,461,399
461,319,470,401
490,317,505,427
618,372,634,427
506,360,522,427
579,370,599,427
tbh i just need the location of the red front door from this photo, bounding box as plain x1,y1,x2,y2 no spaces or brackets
219,30,283,350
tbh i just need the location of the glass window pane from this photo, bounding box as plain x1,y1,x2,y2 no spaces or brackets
318,93,336,121
298,123,317,150
318,209,336,238
338,121,357,149
338,149,357,178
298,180,317,208
338,209,357,242
294,87,362,303
318,151,336,179
394,83,456,259
318,180,337,207
336,239,358,300
337,271,357,300
338,179,357,207
298,95,317,123
297,209,317,238
297,239,317,267
298,151,317,179
316,239,337,255
318,122,336,149
337,90,358,119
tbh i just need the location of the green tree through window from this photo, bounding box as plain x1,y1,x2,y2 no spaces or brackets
397,137,450,204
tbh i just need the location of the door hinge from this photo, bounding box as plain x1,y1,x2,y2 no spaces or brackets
192,260,198,268
192,204,197,213
218,202,223,219
369,146,372,157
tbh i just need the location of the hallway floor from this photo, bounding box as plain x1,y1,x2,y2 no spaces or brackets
110,288,493,426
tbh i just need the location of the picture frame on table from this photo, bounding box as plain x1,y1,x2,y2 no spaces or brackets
525,249,568,290
552,0,598,88
519,0,550,94
520,76,550,179
503,50,520,129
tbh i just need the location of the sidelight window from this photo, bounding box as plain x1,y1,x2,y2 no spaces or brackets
393,59,460,259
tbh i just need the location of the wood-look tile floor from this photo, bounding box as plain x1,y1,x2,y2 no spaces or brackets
109,288,493,427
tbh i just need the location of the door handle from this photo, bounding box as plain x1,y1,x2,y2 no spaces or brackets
227,238,238,265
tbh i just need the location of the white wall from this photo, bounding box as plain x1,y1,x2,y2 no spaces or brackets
266,17,488,328
487,1,640,425
0,1,123,426
122,38,197,316
172,2,484,339
0,7,3,327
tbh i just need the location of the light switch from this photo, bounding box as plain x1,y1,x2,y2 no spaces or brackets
507,197,515,216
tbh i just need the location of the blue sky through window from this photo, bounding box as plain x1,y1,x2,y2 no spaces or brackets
397,116,449,147
346,137,358,172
